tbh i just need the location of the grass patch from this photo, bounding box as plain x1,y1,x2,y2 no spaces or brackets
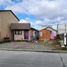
61,47,67,50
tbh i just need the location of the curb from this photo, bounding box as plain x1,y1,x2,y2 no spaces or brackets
0,48,67,53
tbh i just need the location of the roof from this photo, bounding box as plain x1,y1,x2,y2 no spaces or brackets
45,27,57,31
0,10,19,21
30,28,39,31
40,27,57,32
10,23,30,30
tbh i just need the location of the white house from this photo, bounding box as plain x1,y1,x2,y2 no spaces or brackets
57,24,67,46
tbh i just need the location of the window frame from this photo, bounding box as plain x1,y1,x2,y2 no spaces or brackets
15,30,22,35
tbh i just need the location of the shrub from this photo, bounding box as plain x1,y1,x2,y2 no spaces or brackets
4,37,10,42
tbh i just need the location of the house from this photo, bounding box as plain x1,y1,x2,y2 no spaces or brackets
39,28,51,42
10,23,30,41
45,27,57,40
30,28,39,41
57,24,67,46
10,23,39,41
0,10,39,42
0,10,19,42
39,27,57,42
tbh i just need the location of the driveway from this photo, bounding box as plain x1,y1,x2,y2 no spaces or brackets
0,51,67,67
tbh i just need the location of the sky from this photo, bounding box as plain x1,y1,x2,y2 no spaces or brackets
0,0,67,30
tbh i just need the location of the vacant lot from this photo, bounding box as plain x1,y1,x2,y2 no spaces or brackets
0,41,56,51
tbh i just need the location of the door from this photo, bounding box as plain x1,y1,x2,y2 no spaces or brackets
24,31,29,40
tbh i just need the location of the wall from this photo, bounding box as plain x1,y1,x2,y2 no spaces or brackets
39,29,51,41
14,31,31,41
0,11,18,41
29,29,36,40
14,31,24,40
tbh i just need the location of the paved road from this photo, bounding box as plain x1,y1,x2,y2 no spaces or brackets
0,51,67,67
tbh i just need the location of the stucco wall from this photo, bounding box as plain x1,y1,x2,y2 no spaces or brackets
14,31,31,41
0,11,19,41
14,31,24,40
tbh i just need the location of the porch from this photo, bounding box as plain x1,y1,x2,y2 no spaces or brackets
13,30,30,41
10,23,31,41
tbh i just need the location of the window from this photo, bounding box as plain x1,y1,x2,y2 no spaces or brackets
15,30,22,35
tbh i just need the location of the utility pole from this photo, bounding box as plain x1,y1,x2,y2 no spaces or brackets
64,24,66,46
57,24,59,34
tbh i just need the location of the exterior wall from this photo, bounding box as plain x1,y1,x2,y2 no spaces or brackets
51,31,57,40
14,30,31,41
0,23,1,42
46,27,57,39
29,29,36,40
29,29,39,41
28,30,31,40
39,29,51,41
0,11,18,42
14,31,24,40
29,30,33,40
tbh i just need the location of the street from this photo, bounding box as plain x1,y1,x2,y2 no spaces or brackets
0,51,66,67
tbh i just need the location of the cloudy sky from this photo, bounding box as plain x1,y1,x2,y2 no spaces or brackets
0,0,67,30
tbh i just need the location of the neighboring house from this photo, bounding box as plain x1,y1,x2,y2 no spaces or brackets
10,23,39,41
0,10,19,42
39,29,51,42
10,23,30,41
30,28,39,41
45,27,57,40
39,27,57,42
57,24,67,45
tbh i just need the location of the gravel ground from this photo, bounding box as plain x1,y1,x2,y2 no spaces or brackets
0,42,55,50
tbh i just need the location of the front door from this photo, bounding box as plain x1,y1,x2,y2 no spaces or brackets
24,31,29,40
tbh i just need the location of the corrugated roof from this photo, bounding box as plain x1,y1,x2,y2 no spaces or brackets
10,23,30,30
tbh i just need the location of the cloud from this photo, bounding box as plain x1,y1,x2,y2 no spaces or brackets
19,18,34,26
0,0,14,6
2,0,67,28
19,19,29,23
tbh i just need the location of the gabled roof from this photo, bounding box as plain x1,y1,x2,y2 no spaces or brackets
0,10,19,21
10,23,30,30
40,27,57,32
30,28,39,32
45,27,57,31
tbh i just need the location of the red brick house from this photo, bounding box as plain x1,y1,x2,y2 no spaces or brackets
39,27,57,42
39,29,51,42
